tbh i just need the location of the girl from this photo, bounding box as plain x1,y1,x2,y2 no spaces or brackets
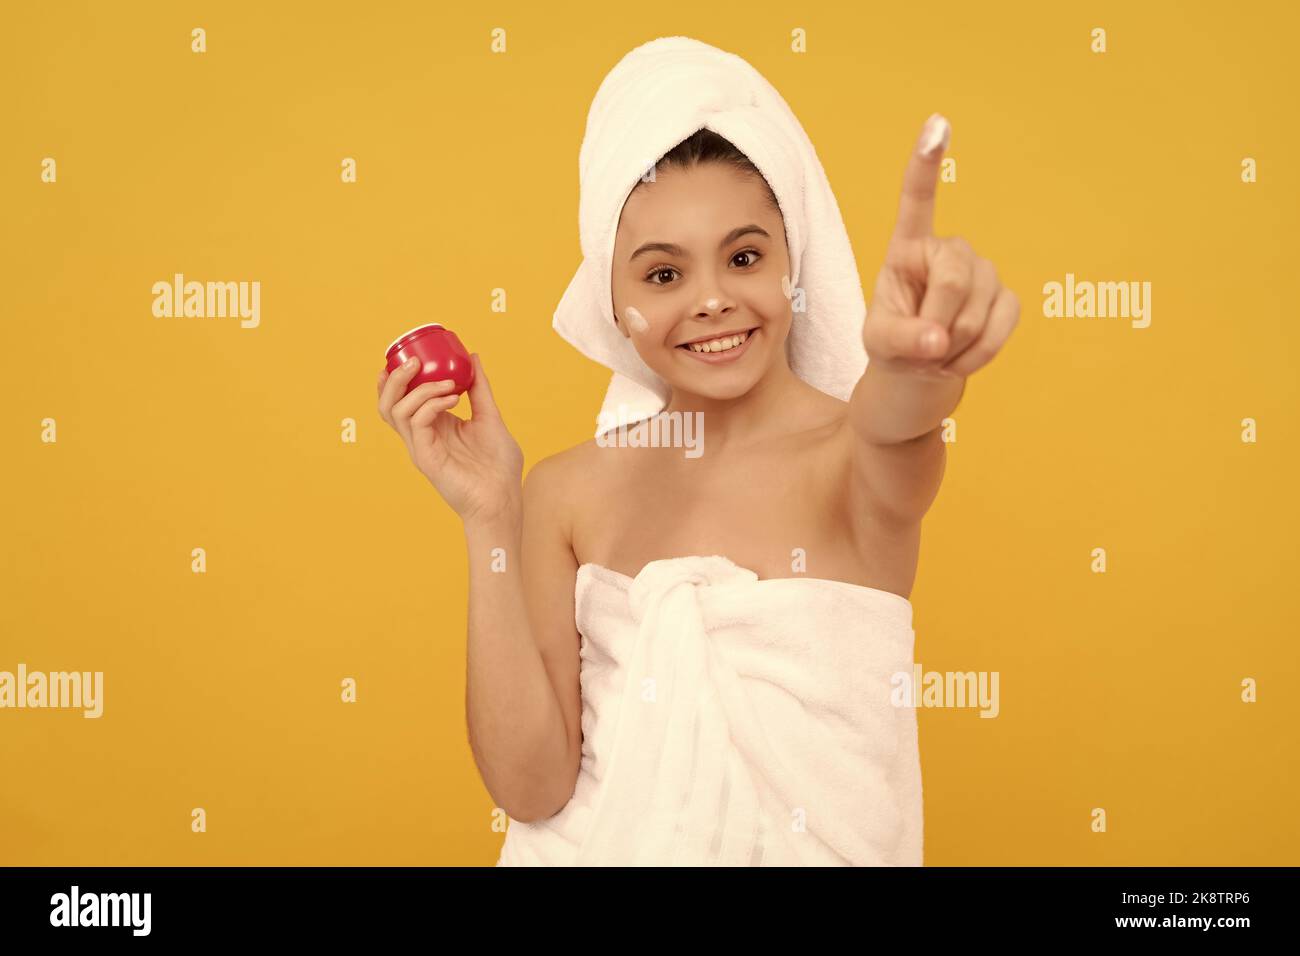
377,37,1018,865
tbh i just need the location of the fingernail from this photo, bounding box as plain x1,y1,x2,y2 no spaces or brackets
919,113,951,158
922,329,943,354
405,356,417,367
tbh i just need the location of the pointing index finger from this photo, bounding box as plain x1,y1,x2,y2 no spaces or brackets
891,112,951,243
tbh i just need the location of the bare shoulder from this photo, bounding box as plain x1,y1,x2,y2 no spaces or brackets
525,437,605,483
523,437,607,515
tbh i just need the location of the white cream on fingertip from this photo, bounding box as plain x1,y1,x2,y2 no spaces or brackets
919,113,951,158
624,306,649,334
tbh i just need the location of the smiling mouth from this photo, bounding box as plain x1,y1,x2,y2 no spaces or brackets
676,328,755,353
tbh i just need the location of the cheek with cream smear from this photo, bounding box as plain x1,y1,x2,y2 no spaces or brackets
623,306,649,335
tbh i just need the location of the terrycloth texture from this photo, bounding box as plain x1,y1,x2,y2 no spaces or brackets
552,36,871,438
495,556,924,866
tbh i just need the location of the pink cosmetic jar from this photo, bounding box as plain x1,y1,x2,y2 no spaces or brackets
384,323,475,396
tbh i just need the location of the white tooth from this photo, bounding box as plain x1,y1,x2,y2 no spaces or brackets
687,331,750,353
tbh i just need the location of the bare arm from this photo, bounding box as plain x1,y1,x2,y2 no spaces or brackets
847,368,962,526
464,455,583,823
376,353,582,825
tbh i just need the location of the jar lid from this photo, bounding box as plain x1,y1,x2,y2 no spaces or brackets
385,323,445,355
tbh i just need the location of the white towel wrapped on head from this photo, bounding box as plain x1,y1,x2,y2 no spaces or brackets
551,35,872,437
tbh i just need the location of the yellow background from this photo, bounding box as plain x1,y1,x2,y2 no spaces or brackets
2,0,1296,865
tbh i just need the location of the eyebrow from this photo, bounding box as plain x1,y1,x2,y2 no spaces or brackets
629,224,771,262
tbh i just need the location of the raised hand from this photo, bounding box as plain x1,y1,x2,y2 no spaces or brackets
863,113,1019,379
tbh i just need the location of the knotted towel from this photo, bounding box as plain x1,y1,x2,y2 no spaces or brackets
496,555,923,866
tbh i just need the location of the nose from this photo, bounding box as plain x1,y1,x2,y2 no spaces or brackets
696,294,734,321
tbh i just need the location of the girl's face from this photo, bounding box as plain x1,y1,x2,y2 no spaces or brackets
610,162,793,402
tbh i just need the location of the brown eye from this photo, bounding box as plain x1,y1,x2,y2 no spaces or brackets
646,267,679,285
731,249,762,268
